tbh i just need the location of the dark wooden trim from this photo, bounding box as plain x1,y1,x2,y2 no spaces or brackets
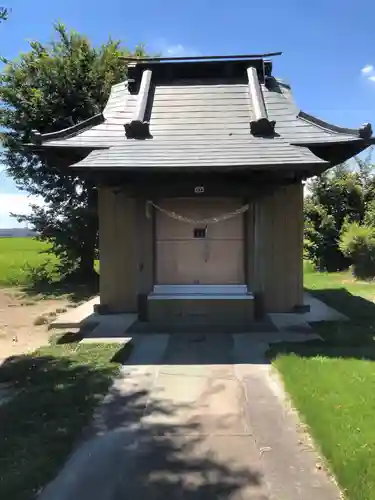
71,162,329,180
126,59,267,86
98,176,301,199
121,52,282,62
137,294,149,321
152,202,157,287
243,197,249,291
293,303,311,314
253,292,265,320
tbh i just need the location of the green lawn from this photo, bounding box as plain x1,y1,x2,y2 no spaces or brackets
270,266,375,500
0,237,57,286
0,237,97,301
0,339,131,500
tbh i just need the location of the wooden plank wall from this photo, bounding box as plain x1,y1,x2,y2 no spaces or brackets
254,183,303,312
98,187,138,312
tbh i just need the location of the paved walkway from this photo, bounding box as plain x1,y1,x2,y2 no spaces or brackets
39,333,341,500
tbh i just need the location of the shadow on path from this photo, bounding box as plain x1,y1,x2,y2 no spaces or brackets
40,382,265,499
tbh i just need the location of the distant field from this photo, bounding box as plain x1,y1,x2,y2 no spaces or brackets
0,237,57,286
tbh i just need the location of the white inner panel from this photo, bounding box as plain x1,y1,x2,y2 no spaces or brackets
152,284,249,295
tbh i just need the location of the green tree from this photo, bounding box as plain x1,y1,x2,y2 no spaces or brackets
304,164,370,271
0,7,8,22
0,23,145,282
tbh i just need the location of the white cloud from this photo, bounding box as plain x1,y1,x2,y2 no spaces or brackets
361,64,375,83
164,44,200,57
361,64,374,74
151,38,200,58
0,193,44,228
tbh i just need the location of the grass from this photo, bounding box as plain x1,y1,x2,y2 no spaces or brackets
269,264,375,500
274,354,375,500
0,237,98,302
0,237,57,287
0,339,132,500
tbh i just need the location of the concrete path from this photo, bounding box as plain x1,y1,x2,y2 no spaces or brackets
39,334,341,500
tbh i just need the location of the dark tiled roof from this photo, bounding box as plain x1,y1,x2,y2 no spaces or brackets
33,59,373,171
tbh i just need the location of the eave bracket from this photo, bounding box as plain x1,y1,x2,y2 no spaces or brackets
124,121,151,139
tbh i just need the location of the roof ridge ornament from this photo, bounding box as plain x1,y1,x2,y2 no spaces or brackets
125,69,152,140
247,66,276,137
359,123,373,140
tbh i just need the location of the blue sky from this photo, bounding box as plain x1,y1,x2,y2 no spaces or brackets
0,0,375,226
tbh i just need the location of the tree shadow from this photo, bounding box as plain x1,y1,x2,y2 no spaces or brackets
268,287,375,361
110,332,269,366
22,276,98,303
0,346,266,500
0,352,117,500
41,377,265,499
308,287,375,321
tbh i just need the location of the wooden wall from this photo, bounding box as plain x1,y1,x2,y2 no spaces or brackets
98,183,303,315
253,183,304,312
98,187,138,312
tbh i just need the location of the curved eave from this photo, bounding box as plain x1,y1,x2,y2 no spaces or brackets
307,139,374,167
289,110,374,166
297,111,372,139
30,113,104,146
291,138,375,167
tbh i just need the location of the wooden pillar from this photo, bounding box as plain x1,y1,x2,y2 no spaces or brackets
136,198,154,319
98,187,138,313
253,183,304,312
245,201,255,289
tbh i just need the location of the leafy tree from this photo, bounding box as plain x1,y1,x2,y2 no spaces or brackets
0,23,145,282
304,163,371,271
0,7,8,22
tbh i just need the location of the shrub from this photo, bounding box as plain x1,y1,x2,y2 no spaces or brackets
304,203,349,271
22,261,60,287
304,166,367,272
339,222,375,279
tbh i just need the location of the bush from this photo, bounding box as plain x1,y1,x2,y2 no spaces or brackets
304,166,368,272
22,261,60,287
339,222,375,279
304,203,349,271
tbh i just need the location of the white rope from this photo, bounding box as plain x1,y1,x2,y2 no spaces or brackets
148,201,249,226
